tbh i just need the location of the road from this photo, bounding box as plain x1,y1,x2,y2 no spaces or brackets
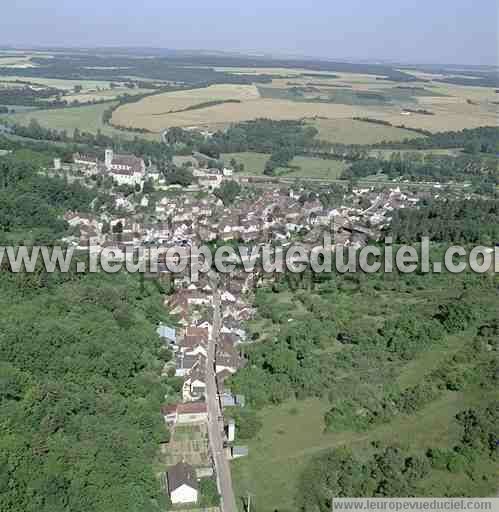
206,286,238,512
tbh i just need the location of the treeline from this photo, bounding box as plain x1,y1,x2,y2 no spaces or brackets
165,118,322,161
353,117,432,136
155,98,242,115
3,120,172,162
212,119,319,155
377,126,499,153
0,85,66,107
341,152,498,185
389,198,499,244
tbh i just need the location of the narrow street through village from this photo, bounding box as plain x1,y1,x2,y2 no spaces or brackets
206,286,238,512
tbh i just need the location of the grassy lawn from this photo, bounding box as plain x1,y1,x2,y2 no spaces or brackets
395,331,470,389
231,386,493,512
222,152,348,180
282,156,348,179
2,102,158,140
222,152,268,175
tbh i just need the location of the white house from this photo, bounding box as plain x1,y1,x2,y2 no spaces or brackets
167,462,198,505
161,402,208,426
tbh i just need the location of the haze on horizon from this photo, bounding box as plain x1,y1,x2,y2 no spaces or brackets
2,0,498,66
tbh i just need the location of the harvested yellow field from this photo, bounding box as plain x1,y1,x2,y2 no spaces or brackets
58,87,154,104
113,95,496,133
0,75,116,90
213,66,340,76
0,56,37,68
374,99,497,131
309,118,420,144
114,96,384,132
111,73,498,134
112,83,260,123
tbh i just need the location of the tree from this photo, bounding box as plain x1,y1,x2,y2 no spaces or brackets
214,180,241,205
112,221,123,234
142,179,154,194
226,409,262,440
199,478,221,507
162,166,193,187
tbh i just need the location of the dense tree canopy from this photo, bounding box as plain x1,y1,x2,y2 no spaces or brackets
389,198,499,245
0,153,95,242
0,269,169,512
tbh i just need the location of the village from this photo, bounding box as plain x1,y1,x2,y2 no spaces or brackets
55,147,427,511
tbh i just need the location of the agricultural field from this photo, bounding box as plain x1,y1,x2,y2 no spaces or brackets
2,101,147,139
0,75,117,91
222,152,348,179
308,118,420,144
0,74,153,106
111,83,261,131
111,69,497,134
55,86,154,104
0,55,38,68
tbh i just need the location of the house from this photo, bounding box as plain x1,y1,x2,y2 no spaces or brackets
180,333,208,355
220,319,246,340
161,404,179,425
175,353,199,377
161,401,208,426
167,462,198,505
221,290,236,303
157,324,176,347
183,357,207,401
186,290,212,306
185,326,209,339
215,349,244,374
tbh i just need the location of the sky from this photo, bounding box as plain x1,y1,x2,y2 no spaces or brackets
2,0,498,66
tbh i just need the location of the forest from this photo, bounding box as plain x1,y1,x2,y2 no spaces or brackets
341,152,498,186
389,198,499,244
377,126,499,153
0,151,96,242
2,51,495,87
0,268,170,512
0,153,171,511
